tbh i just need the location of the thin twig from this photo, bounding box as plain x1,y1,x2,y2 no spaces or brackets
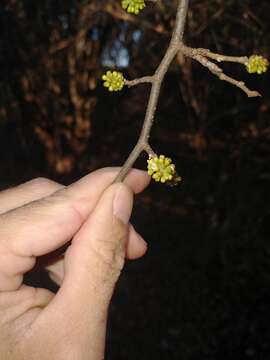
195,48,249,65
218,74,261,97
125,76,154,87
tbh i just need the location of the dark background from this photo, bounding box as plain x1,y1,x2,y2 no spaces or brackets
1,0,270,358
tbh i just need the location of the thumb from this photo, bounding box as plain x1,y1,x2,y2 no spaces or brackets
64,182,132,300
45,183,133,332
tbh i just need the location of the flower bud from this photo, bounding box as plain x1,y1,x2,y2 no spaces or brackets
147,155,181,185
246,55,268,75
121,0,146,15
102,71,125,92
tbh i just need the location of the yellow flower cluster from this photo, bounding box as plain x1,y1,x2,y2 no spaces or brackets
121,0,146,14
102,71,125,92
147,155,181,185
246,55,268,74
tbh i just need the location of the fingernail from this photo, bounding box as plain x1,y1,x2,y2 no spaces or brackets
113,184,133,224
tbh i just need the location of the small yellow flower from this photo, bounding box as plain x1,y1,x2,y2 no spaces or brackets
121,0,146,14
147,155,181,185
246,55,268,75
102,71,125,91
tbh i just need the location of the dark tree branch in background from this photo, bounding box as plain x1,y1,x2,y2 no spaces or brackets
104,4,170,37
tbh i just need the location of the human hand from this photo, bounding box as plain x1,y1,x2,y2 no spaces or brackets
0,168,150,359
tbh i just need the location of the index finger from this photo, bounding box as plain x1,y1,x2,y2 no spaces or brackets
0,168,150,291
0,178,63,215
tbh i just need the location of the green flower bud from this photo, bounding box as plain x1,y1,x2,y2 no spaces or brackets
147,155,181,185
102,71,125,92
121,0,146,14
246,55,268,75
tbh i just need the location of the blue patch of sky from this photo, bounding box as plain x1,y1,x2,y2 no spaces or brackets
59,15,69,30
101,24,142,69
90,27,99,41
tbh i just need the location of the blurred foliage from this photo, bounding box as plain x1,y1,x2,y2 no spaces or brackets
1,1,270,358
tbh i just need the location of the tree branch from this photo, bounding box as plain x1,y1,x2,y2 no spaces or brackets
181,46,261,98
114,0,189,182
113,0,264,183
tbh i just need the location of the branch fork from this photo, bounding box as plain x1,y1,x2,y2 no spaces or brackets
112,0,265,183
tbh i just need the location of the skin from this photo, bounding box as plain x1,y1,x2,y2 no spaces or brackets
0,167,150,360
